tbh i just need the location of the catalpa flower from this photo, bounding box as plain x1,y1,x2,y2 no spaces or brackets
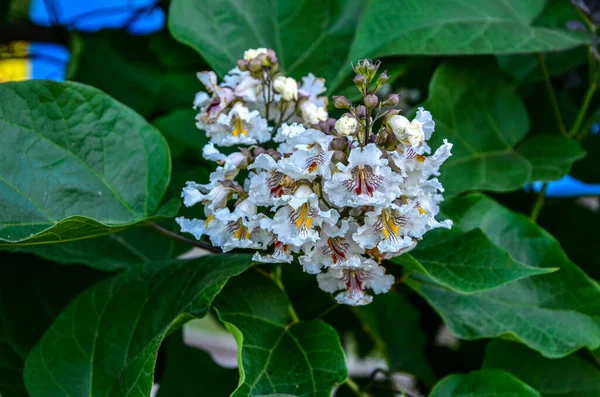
175,49,453,306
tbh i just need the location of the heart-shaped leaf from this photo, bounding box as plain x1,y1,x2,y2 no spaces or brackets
24,254,252,397
168,0,363,83
484,340,600,397
213,271,348,397
394,228,556,293
0,80,173,246
430,369,541,397
406,194,600,358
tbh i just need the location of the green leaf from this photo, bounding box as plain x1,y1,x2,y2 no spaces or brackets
353,292,435,385
0,80,172,246
406,194,600,358
10,224,189,271
157,329,238,397
332,0,588,90
430,369,541,397
0,252,106,397
483,340,600,397
213,271,348,397
152,108,208,162
518,135,585,182
423,60,533,195
23,254,253,397
168,0,364,83
394,228,556,293
71,30,206,118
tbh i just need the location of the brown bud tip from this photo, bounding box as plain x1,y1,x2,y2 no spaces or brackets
253,146,267,157
331,150,347,164
333,95,352,109
266,149,282,161
364,94,379,108
383,94,400,107
237,59,249,71
329,136,349,151
376,70,389,86
249,58,262,72
355,105,367,118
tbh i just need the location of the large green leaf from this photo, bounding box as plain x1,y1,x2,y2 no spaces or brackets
168,0,363,83
430,369,541,397
406,194,600,358
213,272,348,397
483,340,600,397
517,135,585,182
423,61,583,195
157,330,238,397
0,253,106,397
0,80,173,246
10,225,189,271
394,228,555,293
23,254,252,397
331,0,588,90
353,292,435,385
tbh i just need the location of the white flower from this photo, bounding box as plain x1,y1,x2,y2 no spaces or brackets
201,102,271,146
298,220,362,274
324,143,403,207
317,261,394,306
210,199,272,252
353,203,422,253
267,185,339,247
299,101,328,125
195,71,235,123
387,115,424,147
299,73,327,108
276,128,334,181
335,116,358,136
180,181,237,211
252,241,295,264
223,67,261,102
273,76,298,101
243,48,268,61
247,154,295,208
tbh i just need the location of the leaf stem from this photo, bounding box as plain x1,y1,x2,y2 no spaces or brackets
536,53,568,136
272,264,300,324
315,303,338,320
345,377,370,397
149,223,222,253
569,80,597,138
529,182,548,223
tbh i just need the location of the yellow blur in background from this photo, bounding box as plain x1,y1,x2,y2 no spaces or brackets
0,41,30,82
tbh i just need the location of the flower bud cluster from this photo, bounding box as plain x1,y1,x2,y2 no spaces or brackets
177,51,453,306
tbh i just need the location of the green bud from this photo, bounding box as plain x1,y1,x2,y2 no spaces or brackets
376,70,389,86
333,95,352,109
382,94,400,107
364,94,378,108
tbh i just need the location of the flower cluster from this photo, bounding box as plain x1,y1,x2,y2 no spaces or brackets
176,50,453,306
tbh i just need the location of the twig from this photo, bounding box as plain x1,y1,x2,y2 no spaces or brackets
529,183,548,223
149,223,222,253
536,53,568,136
345,377,370,397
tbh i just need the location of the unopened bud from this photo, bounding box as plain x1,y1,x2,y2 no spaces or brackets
376,70,389,86
364,94,378,109
318,118,337,134
267,49,278,65
253,146,267,157
382,109,401,124
382,94,400,107
355,105,367,119
266,149,281,161
249,58,262,72
331,150,347,164
335,115,358,137
237,59,249,71
333,95,352,109
330,136,349,151
353,74,366,90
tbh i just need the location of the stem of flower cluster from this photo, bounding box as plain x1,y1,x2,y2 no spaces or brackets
569,80,597,138
272,264,300,324
149,223,222,253
345,377,370,397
